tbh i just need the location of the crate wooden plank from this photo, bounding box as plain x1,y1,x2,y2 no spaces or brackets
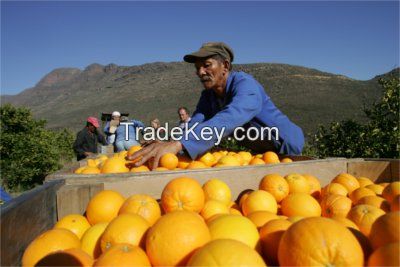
102,159,348,200
0,180,63,266
347,160,395,183
56,184,104,219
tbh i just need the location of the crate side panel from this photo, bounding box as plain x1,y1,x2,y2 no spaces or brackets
347,161,393,183
103,160,348,200
57,184,103,220
0,181,62,266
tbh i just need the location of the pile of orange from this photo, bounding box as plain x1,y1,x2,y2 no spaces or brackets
23,173,400,266
74,146,294,174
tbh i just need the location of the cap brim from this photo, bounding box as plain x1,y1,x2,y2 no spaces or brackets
183,50,218,63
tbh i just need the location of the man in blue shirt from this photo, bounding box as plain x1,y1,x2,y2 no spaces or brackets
128,42,304,168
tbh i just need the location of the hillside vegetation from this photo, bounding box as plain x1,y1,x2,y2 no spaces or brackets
4,62,395,136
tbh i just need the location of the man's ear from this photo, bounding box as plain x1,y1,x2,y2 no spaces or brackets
223,60,230,73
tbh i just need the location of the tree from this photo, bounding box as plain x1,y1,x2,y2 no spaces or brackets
0,104,74,192
309,76,399,158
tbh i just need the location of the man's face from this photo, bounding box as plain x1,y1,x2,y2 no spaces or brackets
112,116,121,121
178,109,189,122
195,57,228,90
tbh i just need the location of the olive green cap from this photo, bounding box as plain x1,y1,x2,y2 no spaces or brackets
183,42,234,63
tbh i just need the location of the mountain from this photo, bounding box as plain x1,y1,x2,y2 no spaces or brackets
3,63,397,137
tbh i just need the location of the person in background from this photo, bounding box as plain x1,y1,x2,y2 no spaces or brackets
104,111,121,146
114,116,145,152
150,118,161,130
73,117,106,161
178,107,191,129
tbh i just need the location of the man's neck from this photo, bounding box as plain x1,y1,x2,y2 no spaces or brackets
212,72,229,98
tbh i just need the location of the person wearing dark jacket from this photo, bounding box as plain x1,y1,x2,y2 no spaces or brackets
73,117,106,161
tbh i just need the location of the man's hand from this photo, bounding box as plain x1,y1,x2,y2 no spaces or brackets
126,141,183,170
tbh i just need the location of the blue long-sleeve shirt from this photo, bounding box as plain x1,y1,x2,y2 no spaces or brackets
180,71,304,159
104,120,145,143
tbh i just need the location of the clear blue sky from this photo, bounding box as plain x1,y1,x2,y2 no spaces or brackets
1,1,399,95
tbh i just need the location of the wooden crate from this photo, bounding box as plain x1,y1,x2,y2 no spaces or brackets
1,158,398,266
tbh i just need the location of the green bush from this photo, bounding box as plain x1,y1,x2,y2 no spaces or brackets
0,104,74,192
309,76,399,158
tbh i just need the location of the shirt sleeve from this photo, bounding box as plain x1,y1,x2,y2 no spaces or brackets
103,122,110,135
180,77,263,159
188,90,210,125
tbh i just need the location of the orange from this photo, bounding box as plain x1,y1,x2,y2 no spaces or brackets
320,194,352,218
198,152,216,167
357,177,373,187
54,214,91,239
177,155,192,169
347,204,385,236
130,165,150,172
366,184,385,195
86,190,125,225
22,228,81,267
392,195,400,211
287,216,305,223
211,151,223,164
367,242,400,267
281,193,321,217
234,153,246,165
74,166,86,174
214,155,241,167
161,177,205,213
259,173,289,202
146,211,210,266
263,151,280,164
81,166,101,174
259,219,292,265
118,194,161,226
87,159,97,167
303,174,321,199
349,187,376,204
94,243,151,266
230,207,242,216
331,216,360,230
186,160,208,169
101,157,130,174
332,173,360,193
284,173,310,194
357,195,390,212
238,189,253,209
100,213,150,252
35,248,93,267
159,153,179,170
202,178,232,206
321,182,348,197
248,157,265,165
207,214,260,250
80,222,108,259
241,190,278,216
127,145,142,163
187,239,266,266
382,181,400,203
237,151,252,164
246,210,279,229
280,157,293,163
278,217,363,266
369,211,400,249
200,200,230,221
